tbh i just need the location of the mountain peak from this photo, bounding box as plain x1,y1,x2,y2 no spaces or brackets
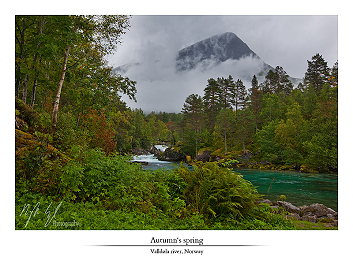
176,32,259,72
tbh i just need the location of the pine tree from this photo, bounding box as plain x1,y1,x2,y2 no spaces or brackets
233,79,247,114
203,77,221,130
248,75,262,132
263,66,292,95
235,108,255,154
304,53,330,93
182,94,204,156
275,66,293,96
216,76,235,110
215,109,234,156
330,61,338,86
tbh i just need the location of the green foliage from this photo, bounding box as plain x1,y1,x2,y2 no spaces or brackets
277,195,287,202
260,93,280,122
174,162,261,219
15,16,338,230
304,53,330,92
15,143,305,230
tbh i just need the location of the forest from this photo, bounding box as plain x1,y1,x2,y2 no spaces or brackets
15,15,338,230
176,56,338,174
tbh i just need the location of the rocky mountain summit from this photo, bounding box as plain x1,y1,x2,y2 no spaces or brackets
176,32,271,72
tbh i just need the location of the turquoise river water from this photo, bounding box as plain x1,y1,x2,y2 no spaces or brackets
132,154,338,211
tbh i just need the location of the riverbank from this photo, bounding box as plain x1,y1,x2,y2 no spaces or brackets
257,199,338,229
149,146,337,174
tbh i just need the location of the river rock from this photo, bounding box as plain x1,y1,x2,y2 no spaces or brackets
301,214,317,223
157,147,186,161
285,213,301,220
260,160,271,165
240,151,253,161
132,161,148,165
132,147,151,155
299,203,336,218
258,199,273,205
195,151,211,162
277,201,300,214
150,146,160,155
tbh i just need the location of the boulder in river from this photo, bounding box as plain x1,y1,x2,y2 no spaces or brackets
157,147,186,161
132,161,148,165
195,150,212,162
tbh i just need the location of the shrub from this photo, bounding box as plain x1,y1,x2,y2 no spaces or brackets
174,162,261,219
80,109,116,155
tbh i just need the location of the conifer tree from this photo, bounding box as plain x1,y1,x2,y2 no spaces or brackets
215,109,234,156
203,77,221,130
216,76,235,110
304,53,330,93
234,108,255,154
248,75,262,131
182,94,204,156
330,61,338,86
233,79,247,114
263,66,292,95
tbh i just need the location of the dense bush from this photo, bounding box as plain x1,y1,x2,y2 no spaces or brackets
174,162,261,219
16,148,296,230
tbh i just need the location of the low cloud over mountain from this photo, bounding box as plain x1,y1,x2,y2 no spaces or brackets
113,32,300,112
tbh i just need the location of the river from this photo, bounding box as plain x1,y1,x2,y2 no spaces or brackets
132,153,338,211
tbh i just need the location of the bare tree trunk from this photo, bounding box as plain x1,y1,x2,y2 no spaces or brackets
224,129,227,156
16,19,26,98
52,45,70,133
30,16,44,109
195,129,198,157
30,77,37,108
22,74,29,104
255,116,258,132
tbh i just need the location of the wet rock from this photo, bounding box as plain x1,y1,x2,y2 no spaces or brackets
157,147,185,161
260,160,271,165
195,151,211,162
333,212,338,220
277,201,300,214
258,199,273,205
132,161,148,165
240,151,253,161
299,203,336,218
285,213,301,220
301,214,317,223
132,147,151,155
264,200,338,226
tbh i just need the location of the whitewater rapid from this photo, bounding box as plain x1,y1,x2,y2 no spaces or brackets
132,145,174,170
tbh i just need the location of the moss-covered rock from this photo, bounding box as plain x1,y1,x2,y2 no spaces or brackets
15,98,38,129
15,129,69,162
299,164,319,173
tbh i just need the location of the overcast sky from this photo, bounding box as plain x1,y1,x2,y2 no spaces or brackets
109,15,338,113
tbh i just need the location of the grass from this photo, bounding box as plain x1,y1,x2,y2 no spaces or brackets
291,219,338,230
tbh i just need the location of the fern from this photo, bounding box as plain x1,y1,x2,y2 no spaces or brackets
174,161,261,220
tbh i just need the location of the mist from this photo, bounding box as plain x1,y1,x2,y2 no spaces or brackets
119,55,266,113
108,15,338,113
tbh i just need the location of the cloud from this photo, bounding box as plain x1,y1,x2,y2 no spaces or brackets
109,15,338,113
120,54,266,113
